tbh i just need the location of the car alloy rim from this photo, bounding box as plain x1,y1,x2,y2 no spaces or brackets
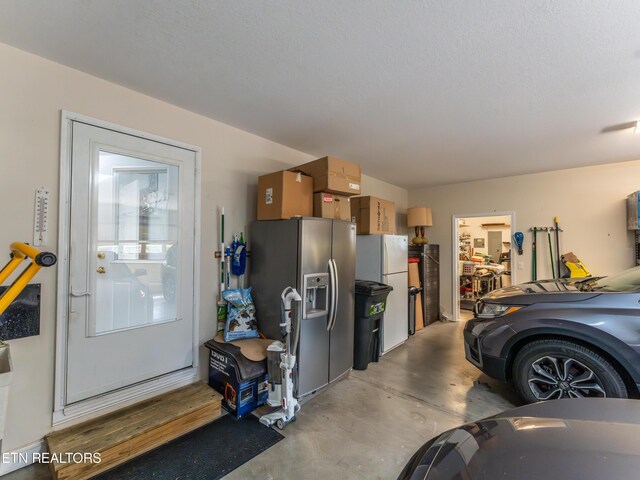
527,355,606,400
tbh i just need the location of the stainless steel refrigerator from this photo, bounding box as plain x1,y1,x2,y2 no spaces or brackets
355,234,408,354
250,218,356,398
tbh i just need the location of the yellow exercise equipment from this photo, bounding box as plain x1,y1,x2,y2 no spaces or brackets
0,242,56,316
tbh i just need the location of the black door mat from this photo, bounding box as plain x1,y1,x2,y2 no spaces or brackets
92,414,284,480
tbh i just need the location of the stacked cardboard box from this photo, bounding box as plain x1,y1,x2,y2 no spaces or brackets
350,196,396,235
290,156,362,196
290,156,361,220
256,170,313,220
256,157,396,232
313,193,352,221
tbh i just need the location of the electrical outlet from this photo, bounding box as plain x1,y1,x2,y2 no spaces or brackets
517,262,524,270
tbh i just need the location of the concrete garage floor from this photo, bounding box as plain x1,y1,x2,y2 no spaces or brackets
8,314,520,480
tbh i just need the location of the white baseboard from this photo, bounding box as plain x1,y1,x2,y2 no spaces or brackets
0,440,44,476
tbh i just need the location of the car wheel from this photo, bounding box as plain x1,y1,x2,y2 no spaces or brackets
513,339,627,403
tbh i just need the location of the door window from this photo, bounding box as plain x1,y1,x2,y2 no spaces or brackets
93,152,180,336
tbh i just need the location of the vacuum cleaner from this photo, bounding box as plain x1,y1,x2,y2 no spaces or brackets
260,286,302,430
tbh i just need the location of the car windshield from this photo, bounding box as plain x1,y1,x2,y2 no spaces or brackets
587,266,640,292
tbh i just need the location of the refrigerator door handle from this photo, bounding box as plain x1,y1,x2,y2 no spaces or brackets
330,259,339,330
327,259,336,331
383,239,388,275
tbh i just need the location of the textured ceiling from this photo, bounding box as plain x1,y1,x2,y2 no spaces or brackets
2,1,640,188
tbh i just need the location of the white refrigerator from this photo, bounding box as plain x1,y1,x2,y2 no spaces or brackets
356,235,408,354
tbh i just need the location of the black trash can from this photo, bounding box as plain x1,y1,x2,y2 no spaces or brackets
408,286,421,335
354,280,394,370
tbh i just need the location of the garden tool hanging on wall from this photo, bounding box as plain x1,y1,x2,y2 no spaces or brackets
547,229,555,278
513,232,524,255
531,227,537,281
231,233,247,287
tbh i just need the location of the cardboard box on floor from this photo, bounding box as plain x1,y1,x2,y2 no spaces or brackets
290,156,361,196
257,170,313,220
350,196,396,235
313,193,352,221
408,262,424,331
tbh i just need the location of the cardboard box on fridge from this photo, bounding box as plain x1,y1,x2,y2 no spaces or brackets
350,196,396,235
313,193,352,221
257,170,313,220
289,156,361,196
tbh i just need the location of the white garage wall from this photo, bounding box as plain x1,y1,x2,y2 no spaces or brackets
409,160,640,317
0,42,407,452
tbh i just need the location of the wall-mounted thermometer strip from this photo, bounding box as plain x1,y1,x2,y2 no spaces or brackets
33,187,50,247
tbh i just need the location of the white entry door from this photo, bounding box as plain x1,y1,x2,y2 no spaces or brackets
66,121,197,404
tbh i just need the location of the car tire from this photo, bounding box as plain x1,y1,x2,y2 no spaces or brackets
512,339,627,403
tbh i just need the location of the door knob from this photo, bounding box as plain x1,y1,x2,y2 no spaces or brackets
97,266,106,274
97,252,105,259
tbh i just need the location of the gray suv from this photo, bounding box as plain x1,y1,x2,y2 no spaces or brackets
464,266,640,403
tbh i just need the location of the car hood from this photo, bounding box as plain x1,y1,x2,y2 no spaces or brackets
482,278,600,304
401,399,640,480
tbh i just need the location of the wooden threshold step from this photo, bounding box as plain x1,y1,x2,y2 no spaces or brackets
45,382,222,480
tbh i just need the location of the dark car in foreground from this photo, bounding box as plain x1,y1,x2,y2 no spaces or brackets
398,398,640,480
463,267,640,403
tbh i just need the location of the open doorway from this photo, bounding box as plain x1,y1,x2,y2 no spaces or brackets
452,213,515,321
